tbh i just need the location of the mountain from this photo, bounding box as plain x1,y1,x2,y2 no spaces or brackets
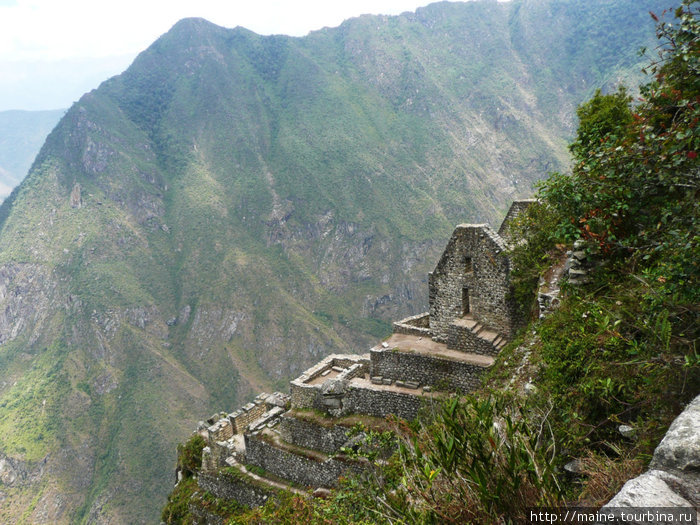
0,110,64,199
0,1,666,522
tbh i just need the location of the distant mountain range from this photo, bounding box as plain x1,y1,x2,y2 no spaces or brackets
0,1,666,522
0,109,64,199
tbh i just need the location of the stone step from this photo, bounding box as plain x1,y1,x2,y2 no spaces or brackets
480,330,498,343
467,321,500,345
450,316,507,356
457,316,479,330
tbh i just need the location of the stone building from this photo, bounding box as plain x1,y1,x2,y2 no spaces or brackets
395,199,533,355
176,200,534,516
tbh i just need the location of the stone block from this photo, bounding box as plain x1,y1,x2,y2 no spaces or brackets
603,470,694,508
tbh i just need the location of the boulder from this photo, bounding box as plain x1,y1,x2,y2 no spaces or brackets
603,394,700,511
312,488,332,499
604,470,693,508
650,396,700,474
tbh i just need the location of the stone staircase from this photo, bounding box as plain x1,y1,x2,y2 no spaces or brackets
447,314,507,357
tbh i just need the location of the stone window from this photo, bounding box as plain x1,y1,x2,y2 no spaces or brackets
464,256,473,275
462,286,470,315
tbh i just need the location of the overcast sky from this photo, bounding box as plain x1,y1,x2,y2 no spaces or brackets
0,0,459,111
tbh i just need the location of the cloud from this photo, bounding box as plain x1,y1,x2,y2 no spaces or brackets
0,0,434,62
2,0,488,110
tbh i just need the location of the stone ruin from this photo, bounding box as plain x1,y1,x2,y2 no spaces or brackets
177,200,535,513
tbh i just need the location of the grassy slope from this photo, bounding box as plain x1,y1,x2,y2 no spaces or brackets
0,1,666,522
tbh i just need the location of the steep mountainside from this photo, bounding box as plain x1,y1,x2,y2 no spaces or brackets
0,110,64,199
0,1,665,522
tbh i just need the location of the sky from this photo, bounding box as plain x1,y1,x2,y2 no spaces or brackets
0,0,455,111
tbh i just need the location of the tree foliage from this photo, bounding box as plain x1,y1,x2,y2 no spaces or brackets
177,433,206,478
538,0,698,301
506,0,699,473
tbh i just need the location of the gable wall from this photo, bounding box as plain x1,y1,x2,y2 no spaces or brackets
429,224,516,338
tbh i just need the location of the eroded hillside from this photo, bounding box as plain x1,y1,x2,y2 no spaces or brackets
0,1,666,522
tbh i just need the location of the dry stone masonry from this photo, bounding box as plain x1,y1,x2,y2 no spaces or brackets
175,200,535,513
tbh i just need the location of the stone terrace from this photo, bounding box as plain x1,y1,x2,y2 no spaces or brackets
177,199,534,513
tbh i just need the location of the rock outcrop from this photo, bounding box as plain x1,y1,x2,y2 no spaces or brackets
603,394,700,515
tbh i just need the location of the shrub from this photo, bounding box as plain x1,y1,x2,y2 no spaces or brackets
177,433,206,478
382,395,561,524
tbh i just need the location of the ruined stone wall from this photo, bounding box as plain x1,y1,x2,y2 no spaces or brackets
333,356,370,371
497,199,536,244
198,470,278,509
207,418,233,442
229,402,267,434
291,377,432,420
290,354,370,411
345,383,432,420
393,313,432,337
244,434,362,488
207,441,231,470
278,413,351,455
370,347,486,393
188,503,225,525
429,224,517,338
290,381,323,411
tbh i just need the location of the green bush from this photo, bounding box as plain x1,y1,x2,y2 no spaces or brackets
161,477,197,525
177,434,206,478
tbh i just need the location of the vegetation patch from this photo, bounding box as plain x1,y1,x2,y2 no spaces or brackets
289,409,394,433
177,433,206,478
161,477,198,525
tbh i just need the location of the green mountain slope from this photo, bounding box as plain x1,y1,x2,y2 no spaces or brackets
0,110,64,199
0,1,666,522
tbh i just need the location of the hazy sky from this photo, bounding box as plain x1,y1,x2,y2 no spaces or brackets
0,0,452,111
